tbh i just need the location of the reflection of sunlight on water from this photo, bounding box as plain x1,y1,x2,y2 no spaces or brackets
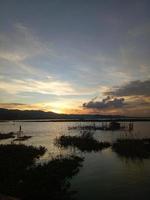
0,121,84,161
0,121,150,161
0,121,150,199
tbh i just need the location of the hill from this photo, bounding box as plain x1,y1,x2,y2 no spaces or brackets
0,108,126,120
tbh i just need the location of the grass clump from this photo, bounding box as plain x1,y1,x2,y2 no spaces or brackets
0,144,46,198
112,138,150,159
0,132,15,140
20,155,83,200
0,144,83,200
55,132,110,152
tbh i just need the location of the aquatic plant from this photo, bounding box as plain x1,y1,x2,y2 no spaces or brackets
112,138,150,159
20,155,83,200
0,193,19,200
0,144,83,200
0,144,46,197
0,132,15,140
55,134,111,152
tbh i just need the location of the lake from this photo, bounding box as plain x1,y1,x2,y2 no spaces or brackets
0,121,150,200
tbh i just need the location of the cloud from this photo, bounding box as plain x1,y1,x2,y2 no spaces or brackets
0,102,51,111
0,103,26,106
0,76,109,98
83,96,125,110
0,23,57,76
128,23,150,38
0,78,77,96
0,23,50,61
105,79,150,97
0,99,85,113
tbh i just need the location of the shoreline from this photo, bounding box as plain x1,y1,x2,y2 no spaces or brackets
0,118,150,122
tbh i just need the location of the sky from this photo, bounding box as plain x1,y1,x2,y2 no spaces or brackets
0,0,150,116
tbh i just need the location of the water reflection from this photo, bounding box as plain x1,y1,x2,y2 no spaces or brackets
0,121,150,199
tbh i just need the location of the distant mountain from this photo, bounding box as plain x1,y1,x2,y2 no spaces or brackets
0,108,126,120
0,108,59,120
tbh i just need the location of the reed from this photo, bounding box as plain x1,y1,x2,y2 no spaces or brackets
55,132,111,152
0,144,83,200
0,132,15,140
112,138,150,159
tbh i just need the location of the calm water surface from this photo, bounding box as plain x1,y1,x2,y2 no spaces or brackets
0,121,150,199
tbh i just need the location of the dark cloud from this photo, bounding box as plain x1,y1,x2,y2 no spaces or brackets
83,96,125,110
0,103,28,109
0,103,26,106
105,80,150,97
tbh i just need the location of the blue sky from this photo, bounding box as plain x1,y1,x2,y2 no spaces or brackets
0,0,150,115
